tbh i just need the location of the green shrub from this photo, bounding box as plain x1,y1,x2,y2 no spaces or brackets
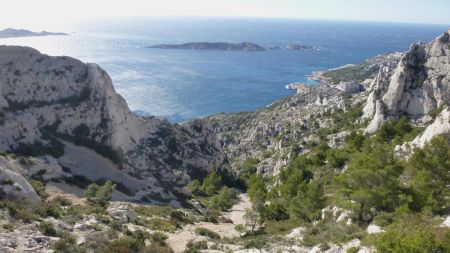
1,179,14,185
2,223,13,231
194,227,220,239
409,134,450,214
40,221,58,236
106,237,139,253
151,231,168,243
264,219,302,235
145,218,176,232
243,235,268,249
184,240,207,253
201,171,222,196
208,186,238,211
375,214,450,252
29,179,49,200
141,244,173,253
234,224,246,233
85,180,116,209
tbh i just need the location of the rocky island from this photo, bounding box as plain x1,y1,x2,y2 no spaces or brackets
0,28,68,38
147,42,319,52
0,31,449,253
147,42,267,51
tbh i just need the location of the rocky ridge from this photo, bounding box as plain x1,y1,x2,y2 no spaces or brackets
0,46,229,204
0,28,68,38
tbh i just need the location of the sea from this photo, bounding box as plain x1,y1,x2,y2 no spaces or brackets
1,18,447,122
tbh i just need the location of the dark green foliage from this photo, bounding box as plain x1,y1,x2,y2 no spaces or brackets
374,116,420,144
429,105,445,119
40,221,58,236
1,179,14,185
334,142,404,223
374,213,450,252
238,157,260,184
186,179,201,195
208,186,238,211
85,180,116,210
201,171,222,196
409,134,450,214
184,240,208,253
246,174,267,212
13,140,65,158
29,179,49,200
288,180,325,221
326,148,349,168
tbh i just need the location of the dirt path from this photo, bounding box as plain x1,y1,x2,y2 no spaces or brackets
166,193,252,253
223,193,252,225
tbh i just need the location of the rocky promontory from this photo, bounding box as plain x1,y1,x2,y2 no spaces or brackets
0,28,68,38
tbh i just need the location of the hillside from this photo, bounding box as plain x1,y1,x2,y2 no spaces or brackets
0,31,449,253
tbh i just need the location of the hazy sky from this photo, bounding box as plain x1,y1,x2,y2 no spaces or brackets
2,0,450,30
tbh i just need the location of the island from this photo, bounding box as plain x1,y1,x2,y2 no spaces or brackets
147,42,320,52
147,42,267,51
0,28,68,38
286,44,319,50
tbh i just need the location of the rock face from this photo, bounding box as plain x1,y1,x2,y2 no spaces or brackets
0,28,68,38
363,31,450,133
0,156,40,202
148,42,266,51
0,46,229,203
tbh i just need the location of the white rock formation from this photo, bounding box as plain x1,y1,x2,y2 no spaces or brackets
0,156,40,201
366,224,384,234
0,46,229,202
363,31,450,133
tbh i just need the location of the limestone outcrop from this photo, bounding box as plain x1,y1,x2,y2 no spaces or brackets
363,31,450,133
0,46,228,203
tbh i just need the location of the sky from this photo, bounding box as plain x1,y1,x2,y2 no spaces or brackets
1,0,450,30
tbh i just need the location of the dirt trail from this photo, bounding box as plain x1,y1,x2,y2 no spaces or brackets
166,193,252,253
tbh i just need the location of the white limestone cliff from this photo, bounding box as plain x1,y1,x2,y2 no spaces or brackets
0,46,229,203
363,32,450,134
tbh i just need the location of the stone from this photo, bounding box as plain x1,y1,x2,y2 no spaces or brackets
107,203,137,223
366,224,383,234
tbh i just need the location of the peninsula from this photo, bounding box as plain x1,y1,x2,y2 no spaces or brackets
0,28,68,38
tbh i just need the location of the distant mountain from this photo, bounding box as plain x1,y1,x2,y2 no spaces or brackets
0,28,68,38
147,42,267,51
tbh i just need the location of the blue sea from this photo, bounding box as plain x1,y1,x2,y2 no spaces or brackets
1,18,447,122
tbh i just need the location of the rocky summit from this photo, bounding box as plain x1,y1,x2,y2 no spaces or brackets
0,31,449,253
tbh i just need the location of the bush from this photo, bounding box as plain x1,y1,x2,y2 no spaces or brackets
208,186,238,211
2,223,13,231
243,235,268,249
6,200,40,222
201,171,222,196
334,142,404,223
40,221,58,236
85,180,116,209
194,227,220,239
29,179,49,200
141,244,173,253
375,214,450,252
184,240,208,253
234,224,246,233
409,134,450,214
151,231,168,243
107,236,143,253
